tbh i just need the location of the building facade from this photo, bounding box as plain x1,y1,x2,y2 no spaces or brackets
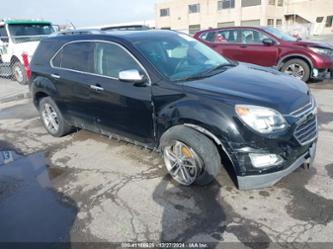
155,0,333,35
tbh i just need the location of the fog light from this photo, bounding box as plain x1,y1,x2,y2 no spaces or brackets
249,153,283,168
313,69,319,78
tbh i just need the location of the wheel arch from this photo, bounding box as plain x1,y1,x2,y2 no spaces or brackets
34,91,49,108
277,54,313,71
31,76,57,108
159,123,238,181
10,55,22,65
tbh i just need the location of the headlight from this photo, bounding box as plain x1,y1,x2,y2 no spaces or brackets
235,105,287,134
309,47,333,56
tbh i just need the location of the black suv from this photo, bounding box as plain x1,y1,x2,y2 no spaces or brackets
30,30,318,189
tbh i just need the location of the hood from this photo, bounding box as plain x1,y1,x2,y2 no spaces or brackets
292,40,333,49
182,63,310,115
13,41,40,57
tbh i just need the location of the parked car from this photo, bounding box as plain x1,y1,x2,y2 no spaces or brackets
30,30,317,189
194,26,333,82
0,19,54,84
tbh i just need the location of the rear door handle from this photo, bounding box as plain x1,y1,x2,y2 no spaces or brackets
90,84,104,92
51,73,60,79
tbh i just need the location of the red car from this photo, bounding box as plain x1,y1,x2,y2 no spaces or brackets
194,26,333,82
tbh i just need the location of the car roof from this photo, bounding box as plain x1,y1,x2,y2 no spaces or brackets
197,26,267,34
47,29,179,43
0,19,52,25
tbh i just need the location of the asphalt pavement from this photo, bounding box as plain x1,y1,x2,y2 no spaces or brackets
0,78,332,248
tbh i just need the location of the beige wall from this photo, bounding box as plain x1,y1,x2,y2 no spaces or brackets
155,0,333,34
286,0,333,34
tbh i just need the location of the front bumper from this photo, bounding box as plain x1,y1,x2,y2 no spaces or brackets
237,143,316,190
312,68,333,80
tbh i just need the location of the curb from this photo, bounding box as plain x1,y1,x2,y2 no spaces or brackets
0,92,31,104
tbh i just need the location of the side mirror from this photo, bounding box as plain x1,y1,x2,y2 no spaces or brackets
118,69,145,83
262,38,275,46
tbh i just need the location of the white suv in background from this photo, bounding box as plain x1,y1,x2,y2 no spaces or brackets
0,19,54,85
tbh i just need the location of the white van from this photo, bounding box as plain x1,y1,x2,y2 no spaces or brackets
0,19,54,84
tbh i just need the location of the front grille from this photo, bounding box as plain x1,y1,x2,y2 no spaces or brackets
290,96,315,118
294,114,317,145
292,96,318,145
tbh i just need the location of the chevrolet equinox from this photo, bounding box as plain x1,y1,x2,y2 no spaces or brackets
29,30,318,189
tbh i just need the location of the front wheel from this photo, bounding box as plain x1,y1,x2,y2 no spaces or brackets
11,61,28,85
160,126,222,186
281,59,310,82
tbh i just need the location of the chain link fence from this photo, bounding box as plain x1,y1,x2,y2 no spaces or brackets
0,35,32,85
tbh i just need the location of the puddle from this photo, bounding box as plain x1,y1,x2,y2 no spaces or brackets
0,145,78,243
326,164,333,179
317,108,333,127
278,168,333,225
0,101,38,120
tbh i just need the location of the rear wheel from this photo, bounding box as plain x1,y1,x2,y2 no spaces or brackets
39,97,72,137
160,126,221,186
11,61,28,85
281,59,310,82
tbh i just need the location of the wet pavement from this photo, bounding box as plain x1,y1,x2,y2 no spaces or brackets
0,147,77,245
0,79,332,248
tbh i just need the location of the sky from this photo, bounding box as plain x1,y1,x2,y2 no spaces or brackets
0,0,156,27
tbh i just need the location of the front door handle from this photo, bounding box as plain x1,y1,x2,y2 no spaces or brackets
90,84,104,92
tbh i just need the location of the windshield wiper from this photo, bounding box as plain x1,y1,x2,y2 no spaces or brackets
205,63,236,75
175,63,237,82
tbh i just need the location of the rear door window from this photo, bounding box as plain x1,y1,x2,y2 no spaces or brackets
94,42,142,78
216,29,241,43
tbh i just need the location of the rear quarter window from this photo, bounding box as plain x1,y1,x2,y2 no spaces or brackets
31,40,62,67
59,42,94,73
52,49,62,67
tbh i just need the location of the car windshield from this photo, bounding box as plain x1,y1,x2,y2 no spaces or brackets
263,27,297,42
133,33,231,81
8,23,54,43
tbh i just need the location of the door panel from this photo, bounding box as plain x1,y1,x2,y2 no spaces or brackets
89,76,153,143
90,42,154,144
238,29,279,66
51,42,96,130
56,70,97,131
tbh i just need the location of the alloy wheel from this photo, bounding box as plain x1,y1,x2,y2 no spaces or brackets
284,63,305,80
42,103,59,134
163,141,203,185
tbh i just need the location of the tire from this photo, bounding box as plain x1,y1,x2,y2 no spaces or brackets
11,61,28,85
39,97,72,137
160,126,221,186
281,59,310,82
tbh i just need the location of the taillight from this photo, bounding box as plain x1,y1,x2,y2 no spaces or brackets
22,52,31,79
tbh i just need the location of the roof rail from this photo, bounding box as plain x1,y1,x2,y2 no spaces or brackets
50,29,103,37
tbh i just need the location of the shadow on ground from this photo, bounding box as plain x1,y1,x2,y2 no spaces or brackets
153,175,271,249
